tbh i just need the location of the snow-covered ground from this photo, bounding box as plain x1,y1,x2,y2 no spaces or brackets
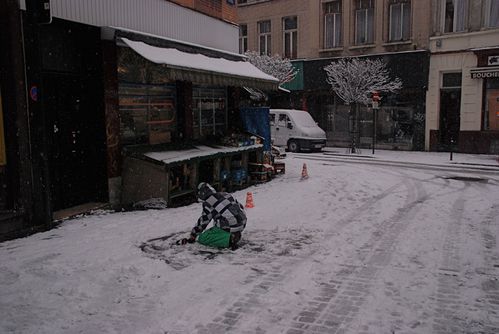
1,150,498,334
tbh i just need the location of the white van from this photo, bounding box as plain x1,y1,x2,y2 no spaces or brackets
269,109,327,152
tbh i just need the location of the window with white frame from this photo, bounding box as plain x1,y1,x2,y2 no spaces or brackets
389,0,411,42
324,1,342,49
485,0,499,28
355,0,374,45
258,20,272,56
239,24,248,54
283,16,298,59
443,0,468,33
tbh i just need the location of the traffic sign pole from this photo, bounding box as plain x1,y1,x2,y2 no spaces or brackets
371,92,380,154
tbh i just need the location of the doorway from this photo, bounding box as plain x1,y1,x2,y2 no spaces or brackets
439,72,462,151
43,73,107,211
439,89,461,150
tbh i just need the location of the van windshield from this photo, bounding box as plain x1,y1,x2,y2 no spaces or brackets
292,112,317,127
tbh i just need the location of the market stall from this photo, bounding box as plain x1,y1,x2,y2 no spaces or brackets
121,142,264,207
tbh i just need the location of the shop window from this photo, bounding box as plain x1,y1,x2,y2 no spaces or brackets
355,0,374,45
389,0,411,42
324,1,342,49
119,83,176,146
258,20,272,56
443,0,468,33
485,78,499,130
193,87,227,140
239,24,248,54
485,0,499,28
283,16,298,59
376,107,415,145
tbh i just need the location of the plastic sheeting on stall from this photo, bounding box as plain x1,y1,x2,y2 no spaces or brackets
240,107,271,151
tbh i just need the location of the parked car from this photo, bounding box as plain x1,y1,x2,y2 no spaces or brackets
269,109,327,152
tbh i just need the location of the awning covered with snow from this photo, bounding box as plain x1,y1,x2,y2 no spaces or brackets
121,38,279,90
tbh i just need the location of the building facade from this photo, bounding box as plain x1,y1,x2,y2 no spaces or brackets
237,0,432,151
0,0,277,240
426,0,499,153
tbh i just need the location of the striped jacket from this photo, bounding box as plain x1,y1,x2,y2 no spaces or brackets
191,192,247,237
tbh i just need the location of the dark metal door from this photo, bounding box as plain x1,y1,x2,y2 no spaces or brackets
439,89,461,150
44,73,106,210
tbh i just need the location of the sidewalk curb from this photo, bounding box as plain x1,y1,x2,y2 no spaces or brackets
293,153,499,176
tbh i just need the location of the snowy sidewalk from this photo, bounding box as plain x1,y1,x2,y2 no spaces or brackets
287,148,499,175
322,147,499,167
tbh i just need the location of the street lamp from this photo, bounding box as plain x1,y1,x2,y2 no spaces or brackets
371,91,381,154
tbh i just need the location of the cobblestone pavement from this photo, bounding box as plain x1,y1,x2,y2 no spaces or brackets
195,161,499,334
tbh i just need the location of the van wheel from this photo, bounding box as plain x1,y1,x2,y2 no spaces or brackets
288,140,299,152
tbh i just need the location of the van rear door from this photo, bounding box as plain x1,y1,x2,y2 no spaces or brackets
274,112,292,146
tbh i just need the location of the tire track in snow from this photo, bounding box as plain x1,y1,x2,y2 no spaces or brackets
276,173,431,333
429,183,468,334
427,180,499,334
475,202,499,334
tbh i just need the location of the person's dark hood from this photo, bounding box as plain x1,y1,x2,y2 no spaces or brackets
197,182,216,201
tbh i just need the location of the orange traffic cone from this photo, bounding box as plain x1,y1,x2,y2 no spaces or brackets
245,192,254,208
301,163,309,180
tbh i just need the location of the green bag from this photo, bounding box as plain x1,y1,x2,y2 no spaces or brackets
198,227,231,248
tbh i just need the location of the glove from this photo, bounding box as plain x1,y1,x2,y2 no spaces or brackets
187,234,196,243
176,235,196,245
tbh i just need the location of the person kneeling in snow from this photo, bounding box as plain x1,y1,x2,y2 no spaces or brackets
180,182,247,250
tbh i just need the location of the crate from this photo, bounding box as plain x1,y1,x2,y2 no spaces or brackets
250,171,268,183
249,162,273,173
231,168,247,183
273,162,285,174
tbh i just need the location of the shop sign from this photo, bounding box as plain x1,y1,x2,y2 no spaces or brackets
488,56,499,66
470,68,499,79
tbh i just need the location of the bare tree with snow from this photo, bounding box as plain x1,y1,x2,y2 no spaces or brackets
324,58,402,153
244,51,298,102
245,51,298,86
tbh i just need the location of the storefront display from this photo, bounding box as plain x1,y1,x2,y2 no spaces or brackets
119,83,176,145
485,78,499,131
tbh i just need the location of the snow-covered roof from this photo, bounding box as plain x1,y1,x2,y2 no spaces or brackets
112,27,244,59
144,144,263,165
121,38,279,90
